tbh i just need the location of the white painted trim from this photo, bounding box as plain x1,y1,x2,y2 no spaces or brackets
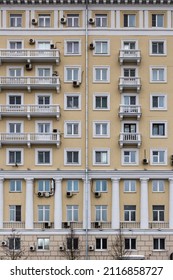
64,65,82,83
64,148,81,166
64,39,81,56
35,93,52,105
6,148,24,166
93,121,110,138
149,39,167,56
64,93,81,110
6,92,24,105
150,93,167,111
93,92,110,110
150,66,167,83
35,148,52,166
35,120,52,133
64,120,81,138
150,120,168,138
93,148,110,166
93,39,110,56
150,148,167,165
7,120,24,133
121,149,139,166
93,66,110,83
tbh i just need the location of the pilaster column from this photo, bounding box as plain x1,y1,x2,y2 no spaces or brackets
54,178,62,229
169,178,173,228
25,178,34,229
0,178,4,228
116,10,120,28
111,178,120,229
83,178,91,230
140,178,149,229
144,10,148,29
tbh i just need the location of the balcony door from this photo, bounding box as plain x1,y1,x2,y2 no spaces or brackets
124,123,136,133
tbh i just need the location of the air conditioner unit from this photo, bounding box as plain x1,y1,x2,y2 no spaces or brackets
29,38,35,45
89,18,95,24
95,192,101,198
44,222,52,228
94,221,101,228
52,71,58,76
73,80,80,88
44,192,50,198
30,245,36,251
37,192,44,197
50,44,56,49
32,19,38,25
66,192,73,198
89,245,94,251
89,43,95,50
142,158,149,165
26,63,32,71
63,221,71,228
1,241,7,247
53,129,57,133
61,17,66,24
59,245,65,251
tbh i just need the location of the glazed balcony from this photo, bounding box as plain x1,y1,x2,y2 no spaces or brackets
119,77,141,93
119,105,142,120
0,49,60,64
0,104,60,120
0,132,60,147
119,50,141,65
119,132,142,147
0,76,60,93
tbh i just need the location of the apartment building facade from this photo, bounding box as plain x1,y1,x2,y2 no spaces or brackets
0,0,173,260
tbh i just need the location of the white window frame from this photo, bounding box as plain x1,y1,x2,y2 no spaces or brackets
123,14,136,27
95,180,108,192
150,94,167,110
95,14,108,27
152,180,165,192
36,40,51,49
125,238,137,250
38,14,51,27
9,205,21,222
64,94,81,110
7,121,23,133
93,93,110,110
64,121,81,138
93,121,110,138
35,149,52,165
67,14,79,27
150,67,167,83
153,238,165,251
124,205,136,221
66,205,79,222
35,121,52,133
8,66,24,77
150,121,167,138
66,180,79,192
93,40,110,55
124,180,136,192
6,148,23,166
37,238,50,250
122,149,138,165
122,66,138,77
150,149,167,165
64,66,81,83
121,93,138,105
149,40,166,56
10,14,22,28
93,66,110,83
35,93,52,105
93,148,110,166
9,180,22,192
152,14,164,28
121,40,138,50
38,205,50,222
38,180,51,192
95,205,107,222
36,66,52,77
64,149,81,166
7,93,24,105
95,238,107,251
64,40,81,56
8,40,24,49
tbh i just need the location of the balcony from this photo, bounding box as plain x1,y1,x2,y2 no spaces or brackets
0,105,60,120
0,132,60,147
0,49,60,64
0,76,60,93
3,222,25,229
62,222,83,229
120,222,140,229
34,222,54,229
149,222,169,229
119,50,141,65
119,77,141,93
119,105,142,120
91,221,112,229
119,133,142,147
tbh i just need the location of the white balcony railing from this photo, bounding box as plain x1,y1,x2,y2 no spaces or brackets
0,49,60,64
119,50,141,65
3,222,25,229
119,132,142,147
120,222,140,229
0,76,60,92
0,104,60,119
0,132,60,147
149,222,169,229
119,105,142,119
91,221,112,229
119,77,141,92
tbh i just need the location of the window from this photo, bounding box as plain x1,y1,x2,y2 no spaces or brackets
38,180,51,192
151,41,165,55
9,95,22,105
151,150,166,165
67,14,79,27
94,41,108,55
65,67,80,82
123,95,136,105
65,41,80,55
9,205,21,222
153,238,165,250
37,95,50,105
65,95,80,110
65,121,81,137
9,180,22,192
152,180,164,192
125,238,136,250
67,205,78,222
95,238,107,250
95,14,108,27
95,180,107,192
94,150,109,165
124,14,136,27
124,180,136,192
9,41,22,49
37,67,51,77
123,41,136,50
94,67,109,82
152,14,164,27
124,205,136,221
153,205,164,221
37,122,51,133
36,150,51,165
9,68,22,77
38,205,50,222
10,14,22,27
37,41,51,50
8,149,22,165
65,150,81,165
38,14,51,27
37,238,49,250
151,95,166,110
94,95,109,110
67,180,79,192
123,150,137,165
67,238,79,250
93,122,109,137
95,205,107,221
9,238,20,250
9,122,22,133
151,122,167,137
151,68,166,82
123,68,136,77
